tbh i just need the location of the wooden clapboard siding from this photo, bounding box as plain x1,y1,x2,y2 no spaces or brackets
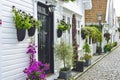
0,0,34,79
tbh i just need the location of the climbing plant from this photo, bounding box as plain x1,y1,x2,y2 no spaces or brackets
72,14,78,69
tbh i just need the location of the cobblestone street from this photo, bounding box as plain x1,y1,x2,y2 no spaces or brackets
76,46,120,80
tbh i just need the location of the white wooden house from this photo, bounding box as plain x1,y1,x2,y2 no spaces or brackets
104,0,120,45
0,0,92,80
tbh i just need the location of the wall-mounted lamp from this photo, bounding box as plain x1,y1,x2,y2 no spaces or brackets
48,4,56,12
46,1,56,12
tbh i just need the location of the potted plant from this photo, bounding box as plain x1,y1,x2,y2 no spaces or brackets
12,6,42,41
23,43,49,80
12,6,27,41
57,20,70,38
76,58,85,72
83,53,92,66
28,16,42,37
54,41,73,80
57,29,63,38
104,43,112,53
118,28,120,32
83,42,92,66
112,42,117,47
96,46,102,55
81,28,87,40
104,32,111,43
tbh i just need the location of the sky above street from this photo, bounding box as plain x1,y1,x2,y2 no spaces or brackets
114,0,120,17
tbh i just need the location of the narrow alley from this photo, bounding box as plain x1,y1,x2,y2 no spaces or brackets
76,46,120,80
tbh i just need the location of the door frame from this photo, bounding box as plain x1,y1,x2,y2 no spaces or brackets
36,1,54,73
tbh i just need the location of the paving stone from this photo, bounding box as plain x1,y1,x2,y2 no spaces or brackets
76,46,120,80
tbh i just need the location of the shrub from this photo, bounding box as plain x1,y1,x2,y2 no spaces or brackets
112,42,117,47
81,26,102,42
83,53,92,60
83,43,91,53
104,43,112,53
54,41,73,71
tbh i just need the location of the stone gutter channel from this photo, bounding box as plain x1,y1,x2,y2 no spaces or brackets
73,44,120,80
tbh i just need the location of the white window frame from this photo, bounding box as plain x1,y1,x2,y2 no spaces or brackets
76,19,81,46
62,11,72,44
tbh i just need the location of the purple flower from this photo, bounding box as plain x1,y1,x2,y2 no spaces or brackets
23,59,49,79
23,43,49,79
32,75,36,79
40,73,46,79
26,43,37,54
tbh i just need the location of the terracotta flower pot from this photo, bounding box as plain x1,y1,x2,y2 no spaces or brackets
17,29,26,41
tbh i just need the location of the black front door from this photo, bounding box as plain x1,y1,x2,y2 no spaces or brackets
37,2,54,73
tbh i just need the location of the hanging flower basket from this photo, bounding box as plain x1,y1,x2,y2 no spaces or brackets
104,32,111,43
17,29,26,41
81,32,86,39
104,32,110,38
57,20,70,32
28,26,36,37
12,6,42,41
81,28,86,40
57,29,62,38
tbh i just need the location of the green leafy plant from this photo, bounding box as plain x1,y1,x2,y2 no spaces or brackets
23,14,33,29
12,6,25,29
69,76,75,80
86,24,103,32
112,42,117,47
104,43,112,53
81,26,102,43
54,41,73,71
30,17,42,31
83,43,91,53
12,6,42,30
78,59,85,62
58,20,70,32
83,43,92,60
83,53,92,60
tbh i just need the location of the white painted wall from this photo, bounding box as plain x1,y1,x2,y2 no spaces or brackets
0,0,33,80
53,0,86,79
0,2,2,78
0,0,92,79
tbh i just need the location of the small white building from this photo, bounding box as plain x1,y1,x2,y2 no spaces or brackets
105,0,119,44
0,0,92,80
